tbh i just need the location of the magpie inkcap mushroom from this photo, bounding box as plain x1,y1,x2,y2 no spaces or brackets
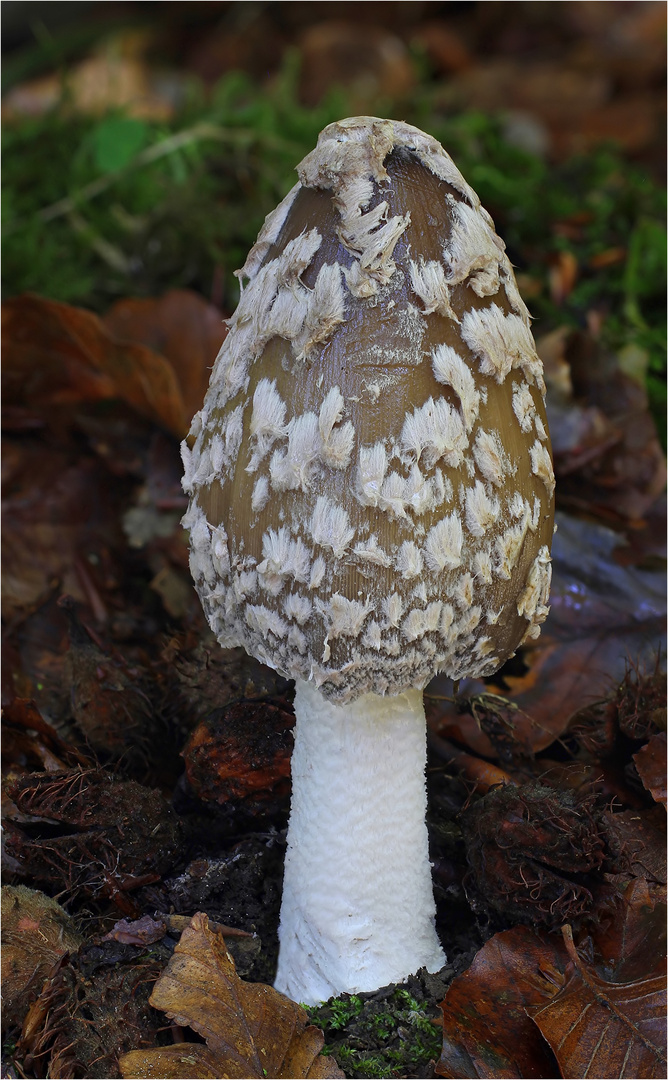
182,116,554,1004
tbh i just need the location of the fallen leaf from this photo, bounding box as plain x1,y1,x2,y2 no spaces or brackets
119,912,343,1079
436,925,567,1078
2,294,188,437
103,915,167,946
634,733,668,808
589,878,666,984
529,925,667,1080
103,289,225,423
603,809,667,885
429,510,666,757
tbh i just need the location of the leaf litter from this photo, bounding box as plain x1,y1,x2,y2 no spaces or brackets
1,5,666,1078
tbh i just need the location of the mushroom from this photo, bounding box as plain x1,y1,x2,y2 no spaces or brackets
182,117,555,1004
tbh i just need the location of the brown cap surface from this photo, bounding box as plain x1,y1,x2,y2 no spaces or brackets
182,117,554,702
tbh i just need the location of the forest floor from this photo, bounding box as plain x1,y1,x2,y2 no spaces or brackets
2,4,666,1078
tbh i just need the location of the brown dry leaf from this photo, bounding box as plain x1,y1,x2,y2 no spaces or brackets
604,809,667,885
103,289,225,422
590,878,666,984
634,733,667,808
2,446,124,619
2,294,188,437
436,925,567,1078
529,925,667,1080
118,912,343,1079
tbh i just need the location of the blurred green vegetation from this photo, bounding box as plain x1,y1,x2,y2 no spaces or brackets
3,52,666,432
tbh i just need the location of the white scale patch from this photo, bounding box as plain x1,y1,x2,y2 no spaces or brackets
251,475,270,513
257,527,311,596
401,397,468,470
318,386,355,468
424,513,463,572
362,621,383,650
450,571,474,609
354,536,393,567
356,441,388,506
439,604,456,643
283,593,313,625
270,411,321,492
473,549,493,584
495,514,530,580
511,381,536,434
308,555,327,590
309,496,355,558
461,303,543,386
395,541,424,580
431,344,481,433
233,569,258,601
443,198,504,298
517,545,552,620
465,481,500,537
382,593,404,629
270,388,355,494
402,602,443,642
472,428,510,486
246,603,288,640
319,593,375,639
530,441,556,499
408,259,458,320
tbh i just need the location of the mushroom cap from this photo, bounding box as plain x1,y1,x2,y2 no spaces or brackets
182,117,554,703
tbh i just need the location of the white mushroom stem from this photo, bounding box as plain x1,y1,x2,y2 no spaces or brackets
275,678,446,1005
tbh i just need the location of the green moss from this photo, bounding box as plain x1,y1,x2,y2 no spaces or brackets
306,987,443,1079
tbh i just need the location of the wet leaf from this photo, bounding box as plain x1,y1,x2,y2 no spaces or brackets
2,446,124,621
589,878,666,984
103,289,225,422
2,294,188,436
633,733,667,808
429,511,666,756
603,809,667,885
103,915,167,946
436,925,567,1078
119,912,343,1079
529,925,667,1080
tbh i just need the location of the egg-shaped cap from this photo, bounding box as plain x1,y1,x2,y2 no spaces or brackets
182,117,554,703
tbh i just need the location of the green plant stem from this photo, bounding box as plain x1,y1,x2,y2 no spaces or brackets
7,122,302,232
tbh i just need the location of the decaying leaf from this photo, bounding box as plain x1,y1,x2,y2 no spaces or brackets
2,294,188,436
436,925,567,1078
589,878,666,984
633,733,667,808
119,912,343,1079
529,925,667,1080
103,289,225,422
